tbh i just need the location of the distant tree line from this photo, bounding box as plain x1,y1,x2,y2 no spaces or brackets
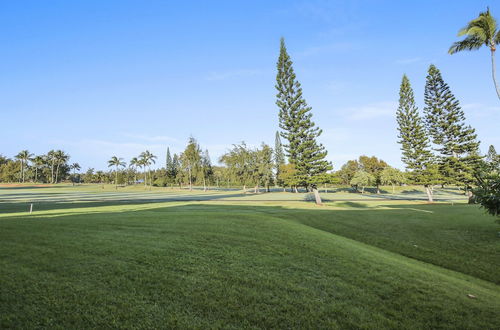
0,150,78,184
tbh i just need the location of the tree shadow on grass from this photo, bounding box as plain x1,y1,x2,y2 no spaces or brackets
2,201,498,286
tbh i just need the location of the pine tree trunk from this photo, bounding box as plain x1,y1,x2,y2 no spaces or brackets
491,49,500,100
425,186,433,203
467,190,474,204
313,188,322,205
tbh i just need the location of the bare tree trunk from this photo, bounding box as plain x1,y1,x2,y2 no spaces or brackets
203,177,206,191
491,49,500,100
425,186,433,203
243,184,246,194
376,185,380,194
361,186,365,194
392,184,395,194
313,188,322,205
254,185,259,194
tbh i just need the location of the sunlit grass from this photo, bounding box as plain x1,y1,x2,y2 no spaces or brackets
1,188,499,328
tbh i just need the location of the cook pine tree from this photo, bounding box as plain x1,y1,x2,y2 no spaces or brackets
423,64,481,197
396,75,438,202
276,38,332,204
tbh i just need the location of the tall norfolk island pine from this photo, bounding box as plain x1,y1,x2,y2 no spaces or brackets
397,75,438,202
423,65,481,191
276,38,332,204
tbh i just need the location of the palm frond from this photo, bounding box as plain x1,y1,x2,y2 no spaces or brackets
448,36,484,54
495,31,500,45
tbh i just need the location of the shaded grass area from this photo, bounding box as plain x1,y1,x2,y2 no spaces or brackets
282,201,500,285
1,201,499,328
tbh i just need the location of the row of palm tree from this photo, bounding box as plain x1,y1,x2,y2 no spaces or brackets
14,149,76,184
108,150,157,189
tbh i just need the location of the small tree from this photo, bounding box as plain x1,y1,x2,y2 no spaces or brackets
380,167,406,193
180,137,202,191
473,171,500,220
350,170,375,194
358,155,388,194
337,159,360,185
278,163,299,192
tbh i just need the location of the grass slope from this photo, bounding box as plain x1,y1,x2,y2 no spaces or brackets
1,200,499,328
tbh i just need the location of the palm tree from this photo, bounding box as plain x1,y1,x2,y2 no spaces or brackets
449,7,500,100
139,150,157,188
108,156,125,189
32,155,45,183
70,163,81,185
15,150,33,183
46,150,56,183
129,157,140,184
53,150,70,184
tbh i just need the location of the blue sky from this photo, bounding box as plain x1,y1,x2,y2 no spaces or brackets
1,0,500,170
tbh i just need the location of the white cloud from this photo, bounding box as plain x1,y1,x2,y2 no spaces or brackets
343,101,398,120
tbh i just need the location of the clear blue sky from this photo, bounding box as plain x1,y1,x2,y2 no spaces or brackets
1,0,499,170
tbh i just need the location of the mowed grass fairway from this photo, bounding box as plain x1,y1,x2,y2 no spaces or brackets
1,185,499,328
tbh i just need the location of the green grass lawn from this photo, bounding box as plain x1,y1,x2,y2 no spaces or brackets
0,186,499,328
